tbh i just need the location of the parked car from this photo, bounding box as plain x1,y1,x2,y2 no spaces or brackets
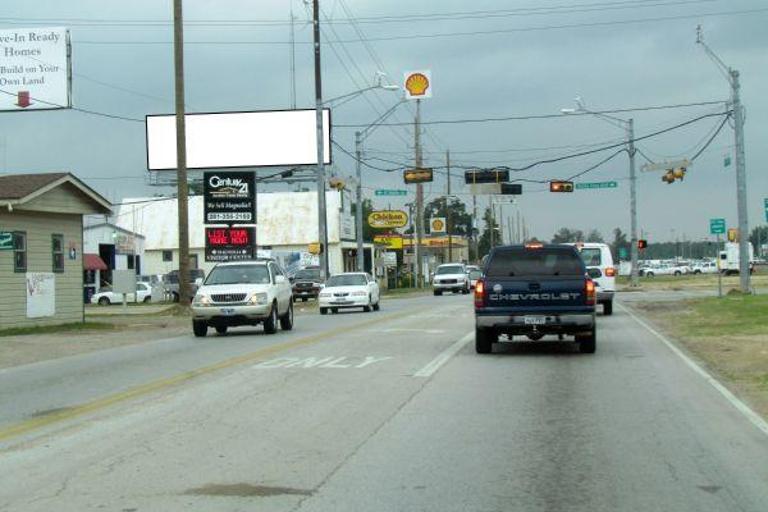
432,263,470,295
91,282,152,305
692,260,719,274
191,261,293,337
568,242,616,315
318,272,380,315
164,268,206,302
291,266,324,302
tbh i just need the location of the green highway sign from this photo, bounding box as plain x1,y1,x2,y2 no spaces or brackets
709,218,726,235
575,181,618,190
764,198,768,223
0,232,12,251
375,189,407,197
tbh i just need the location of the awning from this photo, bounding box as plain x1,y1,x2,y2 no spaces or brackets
84,253,108,271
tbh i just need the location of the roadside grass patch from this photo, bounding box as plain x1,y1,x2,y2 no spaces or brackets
673,294,768,337
0,322,116,337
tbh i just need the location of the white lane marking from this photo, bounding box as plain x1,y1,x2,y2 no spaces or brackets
253,356,393,370
414,332,474,378
618,302,768,438
379,328,446,335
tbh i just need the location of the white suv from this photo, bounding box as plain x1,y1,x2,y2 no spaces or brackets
568,242,616,315
433,263,470,296
191,260,294,337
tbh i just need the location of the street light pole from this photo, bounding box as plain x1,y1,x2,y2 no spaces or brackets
628,118,640,288
312,0,329,279
415,99,424,288
355,130,365,272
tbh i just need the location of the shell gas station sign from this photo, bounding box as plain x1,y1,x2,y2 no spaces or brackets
368,210,408,229
403,70,432,100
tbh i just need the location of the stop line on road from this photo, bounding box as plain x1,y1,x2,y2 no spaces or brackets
253,356,393,369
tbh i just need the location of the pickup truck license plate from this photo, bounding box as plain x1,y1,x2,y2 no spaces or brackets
524,316,546,325
220,308,236,316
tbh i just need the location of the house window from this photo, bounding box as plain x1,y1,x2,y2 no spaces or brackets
52,234,64,273
162,250,173,262
13,232,26,272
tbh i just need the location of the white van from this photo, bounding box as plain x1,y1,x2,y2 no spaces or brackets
567,242,616,315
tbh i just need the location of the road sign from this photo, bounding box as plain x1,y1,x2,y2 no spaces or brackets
203,172,255,224
368,210,408,229
501,183,522,195
464,169,509,184
375,189,407,197
0,232,12,250
575,181,618,190
764,198,768,222
709,218,726,235
205,227,255,262
618,247,628,259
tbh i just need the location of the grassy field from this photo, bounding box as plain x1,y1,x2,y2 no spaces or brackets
0,322,115,337
618,273,768,291
635,294,768,417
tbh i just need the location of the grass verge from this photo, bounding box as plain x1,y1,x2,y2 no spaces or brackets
0,322,116,338
634,294,768,418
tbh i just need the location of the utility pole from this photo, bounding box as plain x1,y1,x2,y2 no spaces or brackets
415,99,424,287
173,0,190,305
472,193,478,262
312,0,329,279
446,150,452,263
355,131,365,272
628,118,640,288
489,197,495,249
698,26,750,293
289,0,296,109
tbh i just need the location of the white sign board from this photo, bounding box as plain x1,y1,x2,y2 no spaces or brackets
112,269,137,295
641,159,691,173
403,70,432,100
146,109,332,170
0,27,71,111
383,252,397,267
26,272,55,318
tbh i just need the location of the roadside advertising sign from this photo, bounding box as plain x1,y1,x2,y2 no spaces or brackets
368,210,408,229
430,217,446,234
373,234,404,250
204,227,255,262
0,27,71,111
203,172,255,224
403,168,434,184
383,252,398,267
403,70,432,100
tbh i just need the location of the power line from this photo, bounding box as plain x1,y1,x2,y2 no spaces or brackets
0,88,145,122
565,149,627,180
69,7,768,45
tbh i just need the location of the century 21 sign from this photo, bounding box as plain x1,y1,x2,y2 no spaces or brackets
368,210,408,229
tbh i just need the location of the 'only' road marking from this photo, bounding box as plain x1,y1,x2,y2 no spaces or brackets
254,356,393,369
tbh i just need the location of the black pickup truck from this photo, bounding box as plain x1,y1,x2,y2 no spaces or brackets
474,244,597,354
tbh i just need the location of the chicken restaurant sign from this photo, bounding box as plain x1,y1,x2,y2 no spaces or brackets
0,27,71,111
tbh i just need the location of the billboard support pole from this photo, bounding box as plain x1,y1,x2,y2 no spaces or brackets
415,99,424,287
173,0,191,305
312,0,329,280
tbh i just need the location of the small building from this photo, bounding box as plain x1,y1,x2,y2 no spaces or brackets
83,222,146,302
0,173,111,329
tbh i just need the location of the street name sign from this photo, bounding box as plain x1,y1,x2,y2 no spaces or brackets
709,218,726,235
575,181,618,190
764,198,768,223
0,232,13,250
375,189,407,197
203,171,255,224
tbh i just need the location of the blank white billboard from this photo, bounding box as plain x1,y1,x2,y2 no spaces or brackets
146,109,331,170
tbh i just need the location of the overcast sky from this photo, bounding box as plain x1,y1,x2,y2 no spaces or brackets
1,0,766,244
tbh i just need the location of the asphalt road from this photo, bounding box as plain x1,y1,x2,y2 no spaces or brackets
1,293,767,511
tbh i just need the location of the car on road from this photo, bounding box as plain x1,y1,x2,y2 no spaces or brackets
291,266,324,302
91,282,152,305
640,262,689,277
191,260,293,337
568,242,616,315
318,272,380,315
468,268,483,290
432,263,470,295
474,243,597,354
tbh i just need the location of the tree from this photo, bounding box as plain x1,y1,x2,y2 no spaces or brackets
477,207,500,258
551,227,584,244
611,228,631,261
586,229,604,243
749,226,768,258
350,199,394,242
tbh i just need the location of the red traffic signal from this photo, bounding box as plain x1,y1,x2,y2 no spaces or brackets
549,180,574,193
637,239,648,250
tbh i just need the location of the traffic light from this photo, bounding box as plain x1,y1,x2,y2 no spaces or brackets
464,169,510,184
549,180,574,193
638,239,648,250
404,168,434,184
500,183,522,195
662,166,686,184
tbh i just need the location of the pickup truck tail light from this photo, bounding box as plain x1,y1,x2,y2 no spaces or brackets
605,267,616,277
474,279,486,308
585,279,596,306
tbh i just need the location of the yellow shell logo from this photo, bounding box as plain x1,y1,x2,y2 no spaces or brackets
432,219,444,231
405,73,430,97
